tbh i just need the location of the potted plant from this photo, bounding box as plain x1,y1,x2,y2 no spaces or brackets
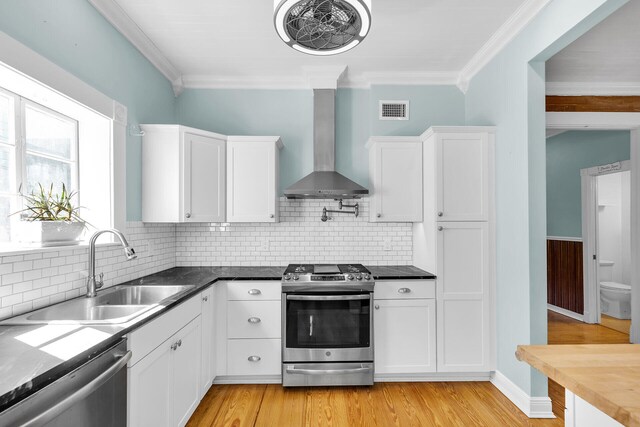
12,183,87,246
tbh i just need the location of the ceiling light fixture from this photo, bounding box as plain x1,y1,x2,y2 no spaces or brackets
274,0,371,56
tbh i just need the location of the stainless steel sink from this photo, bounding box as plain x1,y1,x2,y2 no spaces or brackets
0,284,196,325
95,285,194,306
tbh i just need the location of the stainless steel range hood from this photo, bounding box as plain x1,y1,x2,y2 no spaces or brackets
284,89,368,199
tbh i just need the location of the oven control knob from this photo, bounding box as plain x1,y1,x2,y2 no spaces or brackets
293,274,299,281
284,274,291,280
355,274,362,280
364,274,371,280
347,274,354,281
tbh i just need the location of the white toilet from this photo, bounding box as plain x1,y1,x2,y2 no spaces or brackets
600,261,631,320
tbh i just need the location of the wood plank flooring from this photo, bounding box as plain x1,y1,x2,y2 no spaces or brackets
188,382,563,427
546,310,630,420
600,314,632,335
187,311,631,427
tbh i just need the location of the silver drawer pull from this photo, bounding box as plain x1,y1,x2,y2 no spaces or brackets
398,288,411,294
171,342,178,351
202,296,208,302
375,305,380,310
248,356,261,362
248,317,261,324
438,226,444,231
248,289,262,295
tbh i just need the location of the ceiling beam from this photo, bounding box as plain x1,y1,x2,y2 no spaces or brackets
546,96,640,113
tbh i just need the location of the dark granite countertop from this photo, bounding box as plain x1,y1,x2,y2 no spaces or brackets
368,265,435,280
0,264,431,412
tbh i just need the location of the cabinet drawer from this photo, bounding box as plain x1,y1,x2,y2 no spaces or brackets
128,293,201,367
227,281,281,301
374,280,435,300
227,300,281,338
227,339,281,375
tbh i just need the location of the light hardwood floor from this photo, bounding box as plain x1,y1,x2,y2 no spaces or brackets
600,314,632,335
546,310,630,419
187,311,630,427
188,382,563,427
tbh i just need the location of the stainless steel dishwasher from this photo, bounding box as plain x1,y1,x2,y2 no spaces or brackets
0,339,131,426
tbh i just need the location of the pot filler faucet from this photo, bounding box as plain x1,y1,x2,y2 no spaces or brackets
86,229,137,297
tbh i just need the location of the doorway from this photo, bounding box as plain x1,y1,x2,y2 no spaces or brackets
581,162,631,334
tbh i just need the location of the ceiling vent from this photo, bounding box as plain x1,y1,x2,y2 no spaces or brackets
379,101,409,120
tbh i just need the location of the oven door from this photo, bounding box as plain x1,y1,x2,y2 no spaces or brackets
282,293,373,363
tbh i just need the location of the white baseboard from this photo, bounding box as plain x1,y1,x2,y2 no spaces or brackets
548,304,584,322
490,371,555,419
375,372,491,382
214,375,281,384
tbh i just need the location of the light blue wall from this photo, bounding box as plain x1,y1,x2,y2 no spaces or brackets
547,131,630,238
465,0,628,396
176,86,465,194
0,0,177,220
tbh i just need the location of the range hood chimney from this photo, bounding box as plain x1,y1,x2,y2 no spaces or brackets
284,89,369,199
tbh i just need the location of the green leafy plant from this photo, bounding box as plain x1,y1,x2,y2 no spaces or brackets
12,183,85,222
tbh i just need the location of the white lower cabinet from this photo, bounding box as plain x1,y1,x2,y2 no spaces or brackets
127,292,208,427
227,339,282,376
565,390,623,427
215,281,282,382
200,286,215,396
129,316,201,427
374,280,436,378
436,222,491,373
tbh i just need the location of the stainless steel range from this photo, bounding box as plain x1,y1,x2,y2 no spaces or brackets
282,264,374,387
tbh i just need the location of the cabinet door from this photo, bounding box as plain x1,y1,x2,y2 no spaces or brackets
370,142,422,222
173,316,202,427
183,132,226,222
227,139,278,222
128,340,173,427
436,132,489,221
374,299,436,374
200,287,215,397
436,222,491,372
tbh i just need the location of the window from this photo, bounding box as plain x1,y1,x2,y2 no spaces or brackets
0,87,79,241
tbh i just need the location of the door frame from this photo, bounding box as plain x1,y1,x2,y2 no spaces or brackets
547,112,640,341
580,161,631,324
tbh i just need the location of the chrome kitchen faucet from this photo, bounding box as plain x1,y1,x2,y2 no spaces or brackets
86,229,137,297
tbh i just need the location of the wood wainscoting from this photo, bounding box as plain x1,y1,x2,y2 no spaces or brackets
547,238,584,314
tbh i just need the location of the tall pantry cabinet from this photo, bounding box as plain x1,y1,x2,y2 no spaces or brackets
413,126,495,374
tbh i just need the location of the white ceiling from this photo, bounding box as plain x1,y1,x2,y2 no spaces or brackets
91,0,537,91
546,0,640,94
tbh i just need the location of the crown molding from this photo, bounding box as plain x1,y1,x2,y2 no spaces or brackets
88,0,183,96
546,82,640,96
457,0,553,93
181,71,460,90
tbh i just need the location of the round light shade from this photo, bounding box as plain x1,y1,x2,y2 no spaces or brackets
274,0,371,56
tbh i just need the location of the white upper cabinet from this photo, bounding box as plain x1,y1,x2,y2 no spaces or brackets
141,125,226,223
226,136,283,223
421,127,494,222
367,137,422,222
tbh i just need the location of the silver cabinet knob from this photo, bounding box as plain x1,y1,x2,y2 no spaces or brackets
248,289,261,295
202,296,208,302
186,213,191,219
248,317,261,324
248,356,261,362
171,342,178,351
437,211,443,217
270,214,275,218
398,288,411,294
177,339,182,347
375,304,380,310
438,226,443,231
377,213,381,218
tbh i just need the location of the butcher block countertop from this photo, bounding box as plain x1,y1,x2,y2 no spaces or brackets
516,344,640,427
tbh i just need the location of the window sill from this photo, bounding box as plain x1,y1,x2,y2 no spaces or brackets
0,241,121,257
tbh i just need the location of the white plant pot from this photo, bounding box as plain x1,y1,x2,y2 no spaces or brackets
16,221,86,246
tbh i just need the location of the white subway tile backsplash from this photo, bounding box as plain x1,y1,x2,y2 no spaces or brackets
0,222,176,320
176,198,412,266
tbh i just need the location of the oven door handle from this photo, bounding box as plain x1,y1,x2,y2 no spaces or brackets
285,365,373,375
286,294,370,301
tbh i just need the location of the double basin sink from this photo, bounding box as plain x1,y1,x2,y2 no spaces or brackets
1,284,195,325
